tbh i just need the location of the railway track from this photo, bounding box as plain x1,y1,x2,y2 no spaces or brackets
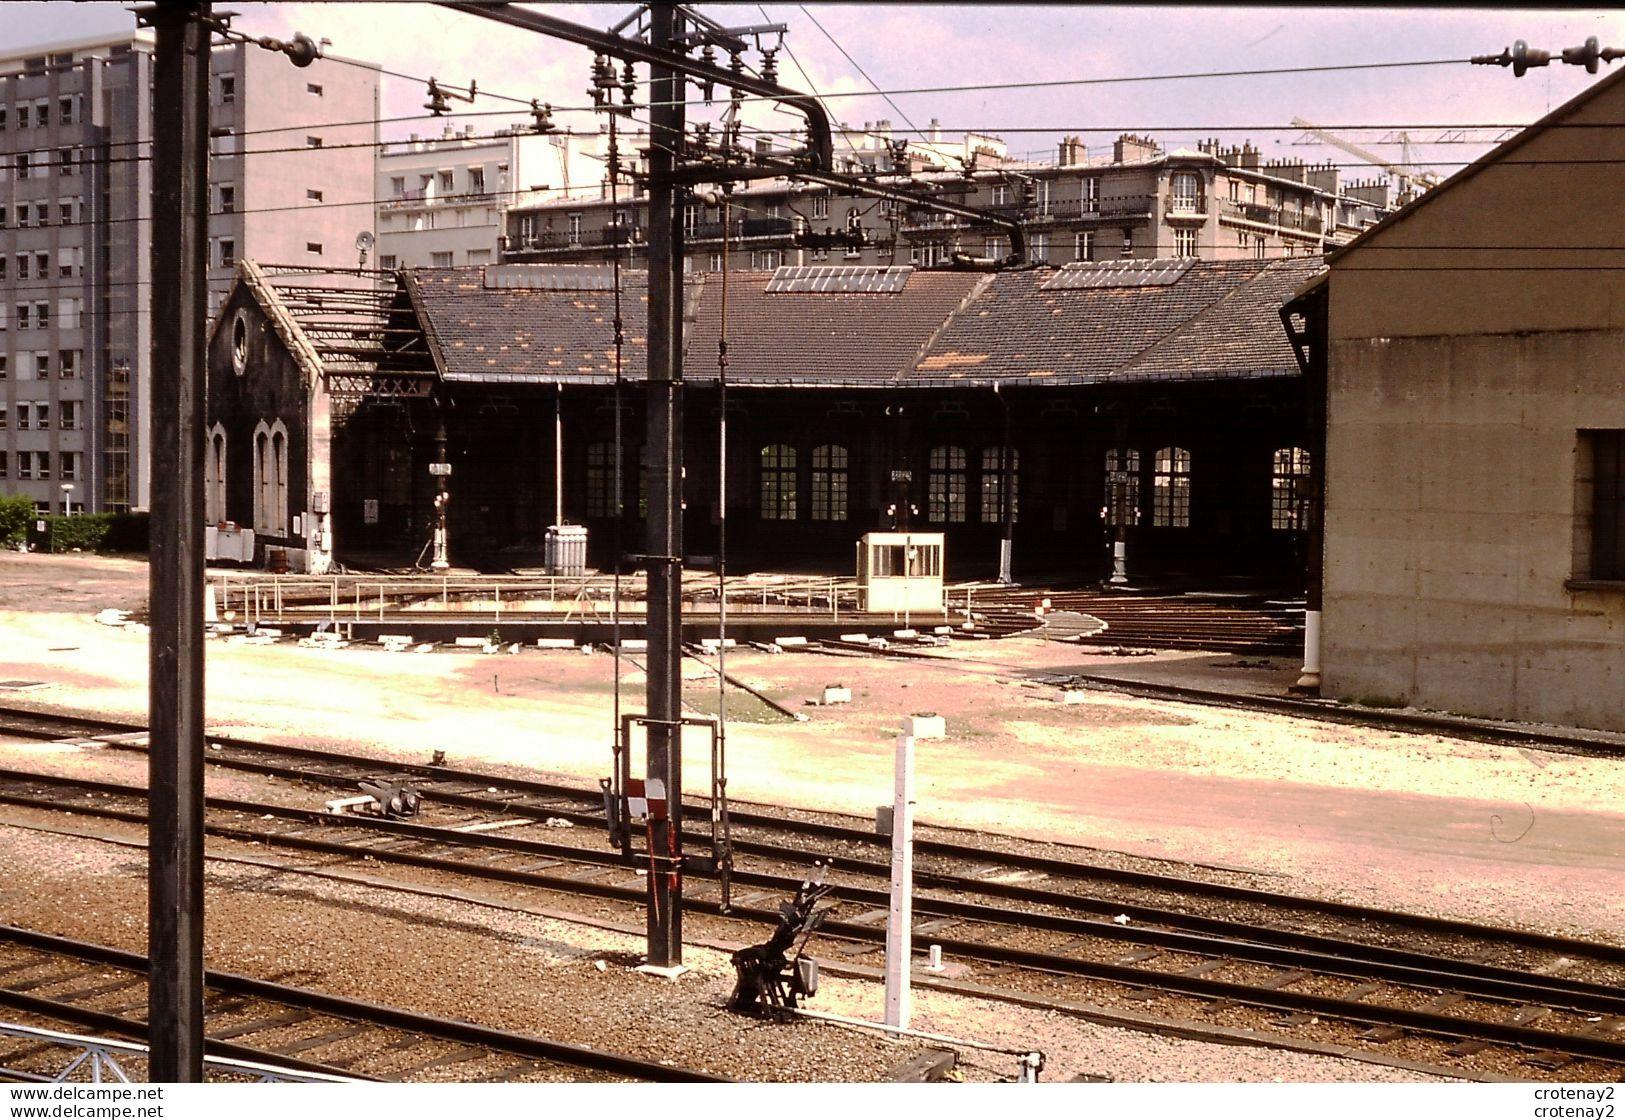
0,924,725,1083
961,587,1302,653
2,712,1624,1079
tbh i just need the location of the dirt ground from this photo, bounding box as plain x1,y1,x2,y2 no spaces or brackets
2,551,1623,945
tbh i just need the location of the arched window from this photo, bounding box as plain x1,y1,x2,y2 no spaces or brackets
252,421,271,534
270,424,288,535
1103,448,1139,527
1152,446,1191,527
1272,447,1312,530
810,444,847,522
980,446,1018,524
927,445,967,523
252,419,289,536
760,444,797,520
1170,171,1202,212
205,423,227,525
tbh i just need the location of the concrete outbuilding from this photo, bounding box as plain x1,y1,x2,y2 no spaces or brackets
1293,66,1625,731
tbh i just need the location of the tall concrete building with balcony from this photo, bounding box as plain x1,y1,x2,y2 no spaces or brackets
499,125,1394,273
0,29,378,515
377,124,614,271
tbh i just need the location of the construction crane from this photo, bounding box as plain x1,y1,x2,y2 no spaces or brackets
1290,117,1443,197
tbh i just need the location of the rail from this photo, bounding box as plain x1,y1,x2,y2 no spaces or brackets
0,1022,357,1083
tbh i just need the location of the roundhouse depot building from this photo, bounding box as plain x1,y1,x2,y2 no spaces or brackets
207,255,1321,587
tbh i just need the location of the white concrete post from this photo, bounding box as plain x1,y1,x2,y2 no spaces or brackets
1109,530,1129,585
884,733,915,1029
1296,609,1322,691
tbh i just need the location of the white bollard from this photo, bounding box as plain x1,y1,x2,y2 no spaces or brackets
885,733,915,1029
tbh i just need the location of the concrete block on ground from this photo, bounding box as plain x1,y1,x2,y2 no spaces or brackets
774,635,809,648
1061,689,1089,704
904,712,945,738
699,637,737,651
453,637,487,648
536,638,576,649
838,632,869,643
378,634,414,646
822,685,851,705
619,638,649,653
893,628,918,640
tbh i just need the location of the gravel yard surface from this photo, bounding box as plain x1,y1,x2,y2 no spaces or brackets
0,552,1620,1083
0,821,1452,1084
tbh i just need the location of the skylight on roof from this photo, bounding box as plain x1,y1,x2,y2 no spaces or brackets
1040,259,1195,291
765,265,913,294
483,264,619,292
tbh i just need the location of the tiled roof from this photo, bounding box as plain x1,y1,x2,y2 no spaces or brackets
406,265,655,384
403,258,1317,389
910,258,1316,386
1118,258,1326,381
682,269,988,385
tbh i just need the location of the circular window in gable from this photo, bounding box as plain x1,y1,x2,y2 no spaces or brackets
231,308,250,375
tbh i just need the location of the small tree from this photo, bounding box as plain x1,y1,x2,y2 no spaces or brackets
0,493,33,550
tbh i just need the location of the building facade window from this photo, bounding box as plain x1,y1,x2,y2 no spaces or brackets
1580,431,1625,580
1034,179,1052,215
928,445,968,523
759,444,797,520
1170,172,1201,211
1254,235,1267,259
980,446,1018,524
585,441,618,517
219,185,234,213
1075,231,1094,262
810,444,848,521
984,236,1008,260
253,420,290,536
206,424,227,524
1174,227,1197,258
379,254,398,271
1080,177,1100,212
430,251,453,268
1030,234,1049,263
1271,447,1312,530
568,213,582,244
1104,448,1140,526
1152,446,1192,527
751,249,782,270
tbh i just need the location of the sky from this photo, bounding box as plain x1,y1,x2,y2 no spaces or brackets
4,3,1624,181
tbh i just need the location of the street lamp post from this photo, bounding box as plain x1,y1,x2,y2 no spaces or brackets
60,483,74,516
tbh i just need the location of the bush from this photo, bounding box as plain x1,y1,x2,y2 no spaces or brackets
99,512,149,553
45,513,114,553
20,510,150,555
0,493,31,550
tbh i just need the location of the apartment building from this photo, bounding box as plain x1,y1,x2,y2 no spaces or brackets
0,30,377,515
498,125,1394,273
377,124,613,271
